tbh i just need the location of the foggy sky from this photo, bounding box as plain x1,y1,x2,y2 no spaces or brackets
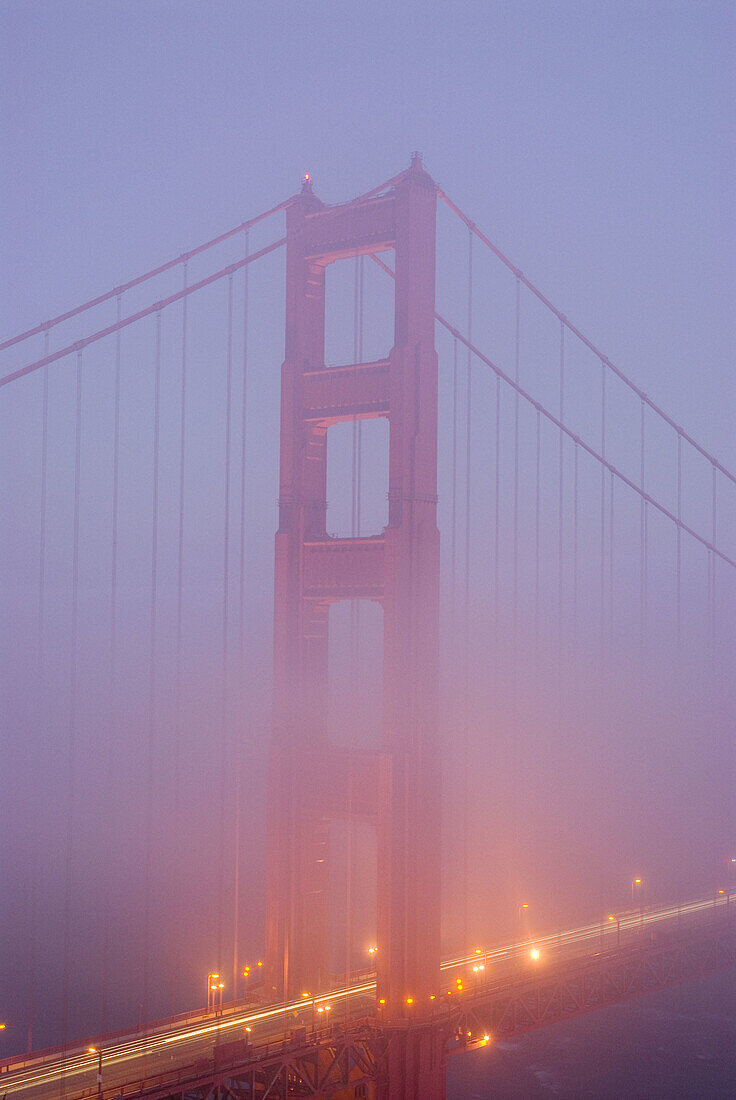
1,0,734,1056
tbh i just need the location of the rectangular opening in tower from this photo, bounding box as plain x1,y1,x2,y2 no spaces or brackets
327,598,383,750
324,255,394,367
326,417,389,538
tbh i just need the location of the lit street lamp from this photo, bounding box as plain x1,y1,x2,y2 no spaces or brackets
302,991,315,1032
88,1046,103,1100
206,973,225,1014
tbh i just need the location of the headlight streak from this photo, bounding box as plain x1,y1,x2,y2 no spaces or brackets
3,894,727,1096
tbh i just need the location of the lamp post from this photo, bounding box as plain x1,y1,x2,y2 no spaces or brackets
206,973,224,1014
88,1046,103,1100
631,877,643,927
302,991,315,1033
517,902,530,952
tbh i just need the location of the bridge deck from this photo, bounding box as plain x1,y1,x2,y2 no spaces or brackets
2,894,733,1099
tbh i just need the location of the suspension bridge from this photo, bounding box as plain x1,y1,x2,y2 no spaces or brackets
1,155,734,1099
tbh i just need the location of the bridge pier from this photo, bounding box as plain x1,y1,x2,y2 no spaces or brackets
375,1022,447,1100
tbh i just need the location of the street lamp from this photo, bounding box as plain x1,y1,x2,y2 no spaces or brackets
88,1046,103,1100
206,973,225,1014
317,1004,332,1029
302,991,316,1032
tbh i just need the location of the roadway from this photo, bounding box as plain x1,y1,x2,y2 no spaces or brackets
1,892,730,1100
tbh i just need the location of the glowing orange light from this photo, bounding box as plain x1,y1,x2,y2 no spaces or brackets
429,994,435,1000
483,1033,491,1042
245,1026,252,1033
475,948,482,955
719,889,725,895
608,915,615,921
634,878,642,885
530,948,540,961
87,1047,97,1054
302,991,310,999
0,1023,6,1031
378,998,386,1005
405,996,414,1006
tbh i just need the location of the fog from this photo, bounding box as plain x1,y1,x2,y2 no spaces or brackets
1,0,733,1058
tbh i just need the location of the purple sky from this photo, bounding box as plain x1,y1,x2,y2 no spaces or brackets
1,0,734,1055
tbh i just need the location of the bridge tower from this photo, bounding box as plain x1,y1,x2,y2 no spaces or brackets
266,155,443,1096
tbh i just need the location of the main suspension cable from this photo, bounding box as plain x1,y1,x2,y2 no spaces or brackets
436,188,736,492
0,237,286,389
0,198,293,353
369,248,735,570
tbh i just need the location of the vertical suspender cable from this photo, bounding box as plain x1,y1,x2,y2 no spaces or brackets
639,396,648,867
676,433,682,644
234,231,249,1001
218,276,235,976
357,255,364,529
711,464,717,658
350,255,360,686
513,279,520,641
609,472,615,643
558,324,565,659
535,410,541,651
238,232,249,653
598,360,607,915
512,275,520,899
640,398,648,661
30,333,49,1055
61,349,83,1073
494,375,501,658
143,311,162,1027
556,324,565,917
175,265,188,806
104,296,122,1031
38,335,50,669
452,338,458,615
463,228,473,943
573,444,579,638
172,265,187,1015
600,362,606,653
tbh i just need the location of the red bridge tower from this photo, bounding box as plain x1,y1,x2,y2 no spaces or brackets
266,156,443,1096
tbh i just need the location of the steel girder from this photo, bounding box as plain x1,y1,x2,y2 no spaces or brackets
115,1026,384,1100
